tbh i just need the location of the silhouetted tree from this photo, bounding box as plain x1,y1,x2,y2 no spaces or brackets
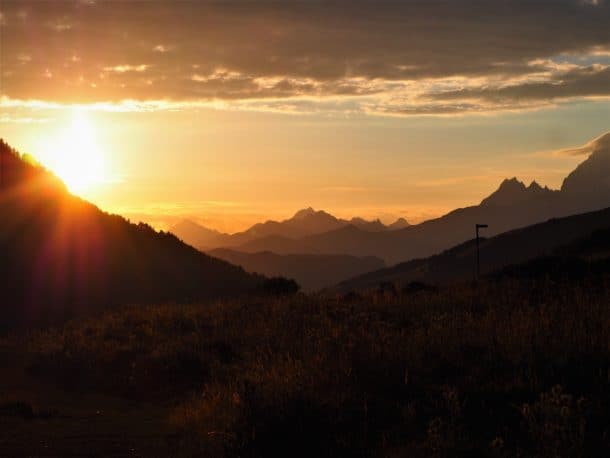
261,277,300,296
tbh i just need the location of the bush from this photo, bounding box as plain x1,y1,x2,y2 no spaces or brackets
261,277,300,296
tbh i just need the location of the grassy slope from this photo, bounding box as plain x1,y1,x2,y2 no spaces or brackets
1,267,609,457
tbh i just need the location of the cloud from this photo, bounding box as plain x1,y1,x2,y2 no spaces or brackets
415,175,499,188
552,131,610,156
0,1,609,115
320,186,368,193
0,114,49,124
153,44,172,53
431,65,610,104
16,53,31,63
48,17,72,32
103,64,149,73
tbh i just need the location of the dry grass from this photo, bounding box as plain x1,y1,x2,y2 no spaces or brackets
11,275,610,457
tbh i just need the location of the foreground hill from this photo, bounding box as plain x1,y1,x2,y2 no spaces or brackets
209,248,384,291
171,208,409,250
2,258,608,456
236,132,610,264
337,205,610,292
0,140,262,327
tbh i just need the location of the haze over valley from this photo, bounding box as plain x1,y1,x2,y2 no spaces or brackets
169,133,610,289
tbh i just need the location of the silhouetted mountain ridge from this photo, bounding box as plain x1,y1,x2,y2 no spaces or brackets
232,132,610,264
336,205,610,292
0,140,262,328
171,208,410,250
481,178,556,207
387,217,410,230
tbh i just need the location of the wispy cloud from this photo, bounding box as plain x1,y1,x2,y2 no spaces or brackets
103,64,149,73
549,131,610,156
0,114,50,124
153,45,171,53
320,186,368,193
415,175,498,188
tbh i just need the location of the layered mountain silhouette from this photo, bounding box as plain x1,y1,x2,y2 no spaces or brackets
171,208,409,250
0,140,262,327
179,132,610,266
208,248,384,292
336,205,610,292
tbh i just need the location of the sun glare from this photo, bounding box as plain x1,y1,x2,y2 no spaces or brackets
39,110,107,194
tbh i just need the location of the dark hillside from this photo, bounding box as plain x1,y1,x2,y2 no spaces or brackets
0,140,261,328
337,206,610,292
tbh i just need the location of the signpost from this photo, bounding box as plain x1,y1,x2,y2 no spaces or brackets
475,224,488,281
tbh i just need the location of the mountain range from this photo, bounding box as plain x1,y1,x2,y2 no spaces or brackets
336,205,610,292
173,132,610,267
171,208,410,251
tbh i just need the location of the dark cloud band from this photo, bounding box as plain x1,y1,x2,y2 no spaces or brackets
1,0,609,114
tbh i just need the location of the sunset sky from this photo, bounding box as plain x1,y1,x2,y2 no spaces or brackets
1,0,609,232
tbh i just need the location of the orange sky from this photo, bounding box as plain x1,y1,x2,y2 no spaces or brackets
1,1,609,232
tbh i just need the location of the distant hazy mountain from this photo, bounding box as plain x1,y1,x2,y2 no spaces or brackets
0,140,261,328
170,219,227,248
348,217,386,232
171,207,410,250
235,195,567,264
336,205,610,292
236,132,610,264
246,207,345,239
209,248,385,291
387,217,410,230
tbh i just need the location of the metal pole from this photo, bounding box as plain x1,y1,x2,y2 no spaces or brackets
475,224,488,281
476,226,480,280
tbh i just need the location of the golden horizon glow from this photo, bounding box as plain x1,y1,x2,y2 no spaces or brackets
35,110,108,194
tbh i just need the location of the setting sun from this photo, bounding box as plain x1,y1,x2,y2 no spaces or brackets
37,110,107,194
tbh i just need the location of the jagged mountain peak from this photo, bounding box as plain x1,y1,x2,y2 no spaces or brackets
481,176,557,207
528,180,542,191
500,177,526,190
350,216,381,225
480,177,527,206
388,217,410,230
292,207,318,219
349,217,387,232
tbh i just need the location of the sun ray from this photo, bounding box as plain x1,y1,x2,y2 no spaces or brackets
37,110,107,194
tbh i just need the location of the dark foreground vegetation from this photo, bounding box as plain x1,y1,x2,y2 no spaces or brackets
2,269,609,457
